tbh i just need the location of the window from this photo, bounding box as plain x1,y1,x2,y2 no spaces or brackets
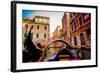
80,33,85,45
37,25,39,30
74,36,77,46
36,33,39,38
25,24,28,30
71,24,74,31
44,26,47,30
79,16,83,26
86,28,91,39
71,22,76,31
44,33,46,38
74,22,76,30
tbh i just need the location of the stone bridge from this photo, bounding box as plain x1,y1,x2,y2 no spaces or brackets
46,39,72,49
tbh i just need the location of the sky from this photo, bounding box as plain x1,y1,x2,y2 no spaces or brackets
22,10,64,34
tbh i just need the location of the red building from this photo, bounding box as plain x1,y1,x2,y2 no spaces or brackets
70,12,91,49
62,12,91,49
62,12,71,44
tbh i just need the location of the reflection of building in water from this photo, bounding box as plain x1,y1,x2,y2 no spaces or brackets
62,12,91,49
23,16,50,45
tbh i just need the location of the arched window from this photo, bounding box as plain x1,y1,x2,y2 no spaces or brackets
71,21,76,31
80,33,85,45
44,26,47,30
74,36,77,46
37,25,39,30
79,16,83,26
25,24,28,30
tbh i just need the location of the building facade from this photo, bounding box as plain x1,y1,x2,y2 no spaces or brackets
62,12,71,44
23,16,50,45
53,25,62,40
31,16,50,44
70,13,91,48
62,12,91,49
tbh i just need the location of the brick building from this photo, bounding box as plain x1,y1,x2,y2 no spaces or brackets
62,12,91,59
70,12,91,49
62,12,91,49
62,12,71,44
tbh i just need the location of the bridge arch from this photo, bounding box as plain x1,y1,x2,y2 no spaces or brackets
46,39,72,49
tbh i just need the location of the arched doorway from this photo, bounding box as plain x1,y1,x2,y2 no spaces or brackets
74,36,77,46
80,33,85,45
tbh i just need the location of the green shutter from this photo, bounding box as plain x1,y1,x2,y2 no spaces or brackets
44,33,46,38
36,33,39,38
